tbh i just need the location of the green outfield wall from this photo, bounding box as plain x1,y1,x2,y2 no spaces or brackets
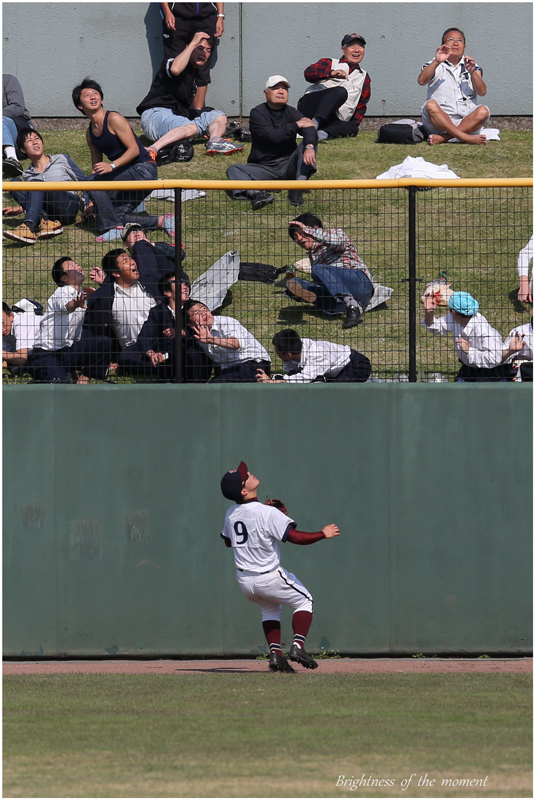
3,384,532,657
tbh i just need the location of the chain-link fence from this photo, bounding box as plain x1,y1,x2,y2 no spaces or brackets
2,178,532,384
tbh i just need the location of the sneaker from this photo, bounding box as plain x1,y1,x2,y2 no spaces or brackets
95,227,124,243
147,146,158,162
250,191,275,211
205,138,245,156
269,652,295,673
342,303,363,329
286,279,317,304
288,190,304,207
161,213,175,237
3,156,23,178
3,223,37,244
288,644,318,669
38,219,63,239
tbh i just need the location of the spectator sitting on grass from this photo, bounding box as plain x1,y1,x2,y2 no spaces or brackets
256,328,371,383
72,77,168,243
3,128,87,245
27,257,111,384
285,213,374,330
502,319,533,382
2,300,41,370
83,247,171,377
137,31,243,158
516,235,533,304
137,273,212,382
3,128,173,246
226,75,317,210
120,222,185,270
184,299,271,382
297,33,370,141
422,291,509,381
418,27,489,146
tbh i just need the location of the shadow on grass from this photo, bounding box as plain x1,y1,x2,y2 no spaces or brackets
508,288,532,316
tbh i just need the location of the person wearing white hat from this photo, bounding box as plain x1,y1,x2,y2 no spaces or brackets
226,75,318,210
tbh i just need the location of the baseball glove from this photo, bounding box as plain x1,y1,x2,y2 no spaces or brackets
265,498,288,515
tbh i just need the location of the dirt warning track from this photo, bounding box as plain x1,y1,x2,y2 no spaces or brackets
3,658,532,676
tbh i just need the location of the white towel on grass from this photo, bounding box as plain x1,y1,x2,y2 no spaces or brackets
376,156,460,180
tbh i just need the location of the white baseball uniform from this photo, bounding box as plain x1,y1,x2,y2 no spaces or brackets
221,500,314,621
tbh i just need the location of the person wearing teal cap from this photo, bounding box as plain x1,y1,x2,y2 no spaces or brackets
422,290,509,381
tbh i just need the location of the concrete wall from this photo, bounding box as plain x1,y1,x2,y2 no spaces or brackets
3,384,532,657
3,3,532,119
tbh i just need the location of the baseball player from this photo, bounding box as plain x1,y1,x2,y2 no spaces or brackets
220,461,340,673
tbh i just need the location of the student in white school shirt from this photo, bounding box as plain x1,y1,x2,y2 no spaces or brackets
2,300,41,370
184,299,271,382
516,235,533,304
256,328,371,383
422,290,509,382
502,319,533,382
27,257,111,384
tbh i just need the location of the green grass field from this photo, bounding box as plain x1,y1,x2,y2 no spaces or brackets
3,673,532,798
2,128,532,382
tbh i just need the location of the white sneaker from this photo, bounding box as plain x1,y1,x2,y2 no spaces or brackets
205,138,245,155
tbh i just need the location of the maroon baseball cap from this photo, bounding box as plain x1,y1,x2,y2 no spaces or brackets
341,33,366,46
221,461,248,502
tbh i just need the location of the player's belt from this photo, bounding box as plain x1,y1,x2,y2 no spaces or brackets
237,566,279,576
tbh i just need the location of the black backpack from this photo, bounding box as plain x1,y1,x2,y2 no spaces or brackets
376,120,425,144
239,262,284,284
155,141,195,166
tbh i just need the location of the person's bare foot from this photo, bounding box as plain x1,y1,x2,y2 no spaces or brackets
428,133,449,145
461,133,487,145
429,132,487,146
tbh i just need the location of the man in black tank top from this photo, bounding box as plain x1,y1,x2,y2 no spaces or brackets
72,78,173,242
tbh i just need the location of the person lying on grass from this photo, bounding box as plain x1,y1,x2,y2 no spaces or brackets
256,328,371,383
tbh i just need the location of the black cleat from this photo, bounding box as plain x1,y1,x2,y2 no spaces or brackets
269,652,296,673
342,303,363,329
288,190,304,207
288,644,318,669
250,191,275,211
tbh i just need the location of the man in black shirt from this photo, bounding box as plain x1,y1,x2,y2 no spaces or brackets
137,31,243,157
226,75,318,210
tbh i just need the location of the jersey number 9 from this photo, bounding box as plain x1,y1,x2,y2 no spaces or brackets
234,521,249,544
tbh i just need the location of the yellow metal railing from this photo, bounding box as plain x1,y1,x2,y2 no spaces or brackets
3,177,533,193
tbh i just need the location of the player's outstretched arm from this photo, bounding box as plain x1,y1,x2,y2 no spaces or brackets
323,524,340,538
286,526,340,545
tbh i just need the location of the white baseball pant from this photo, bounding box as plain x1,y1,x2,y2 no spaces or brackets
236,565,314,621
